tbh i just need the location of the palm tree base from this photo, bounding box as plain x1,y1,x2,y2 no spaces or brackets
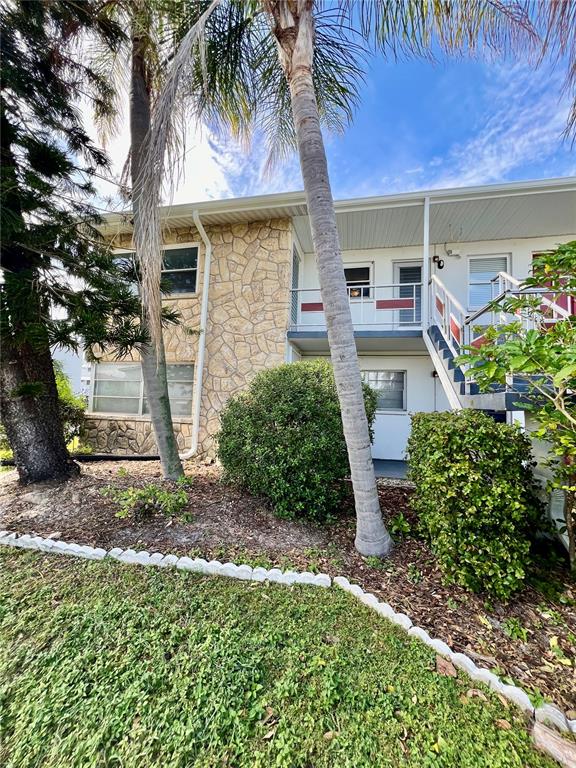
354,531,394,558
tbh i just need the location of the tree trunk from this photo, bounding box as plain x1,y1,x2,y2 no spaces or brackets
268,0,391,556
0,112,78,484
130,9,183,479
0,256,78,484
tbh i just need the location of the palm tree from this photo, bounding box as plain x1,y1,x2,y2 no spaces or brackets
90,0,185,478
136,0,536,555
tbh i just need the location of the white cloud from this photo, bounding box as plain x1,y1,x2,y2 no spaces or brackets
84,104,302,211
425,61,573,189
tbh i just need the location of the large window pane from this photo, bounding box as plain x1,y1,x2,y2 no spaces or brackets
362,371,405,411
167,364,194,381
93,397,140,414
94,379,141,397
168,382,193,399
162,270,197,294
92,362,193,416
345,266,371,298
163,248,198,270
95,363,141,381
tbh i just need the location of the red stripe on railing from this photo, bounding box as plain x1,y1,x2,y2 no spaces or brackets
436,296,445,317
449,314,461,344
470,334,487,348
376,298,414,310
301,302,323,312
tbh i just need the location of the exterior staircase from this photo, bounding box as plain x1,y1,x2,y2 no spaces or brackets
424,272,570,420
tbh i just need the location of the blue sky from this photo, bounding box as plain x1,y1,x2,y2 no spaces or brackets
94,48,575,207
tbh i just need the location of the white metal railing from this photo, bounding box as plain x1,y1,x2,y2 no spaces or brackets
289,282,422,330
429,275,467,354
429,271,573,399
465,271,571,340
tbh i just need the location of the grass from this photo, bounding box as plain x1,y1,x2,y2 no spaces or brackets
0,550,555,768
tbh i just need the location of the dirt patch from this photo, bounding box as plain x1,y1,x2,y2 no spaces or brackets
1,459,575,714
0,460,328,553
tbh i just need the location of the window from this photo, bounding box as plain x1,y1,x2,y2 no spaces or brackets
92,363,194,416
468,255,509,309
362,371,406,410
162,247,198,294
344,265,371,298
115,245,199,295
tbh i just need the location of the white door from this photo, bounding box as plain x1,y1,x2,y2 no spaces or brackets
372,412,411,460
361,370,408,460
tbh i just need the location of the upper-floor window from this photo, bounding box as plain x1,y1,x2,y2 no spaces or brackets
362,370,406,410
344,265,372,298
91,362,194,416
162,246,198,294
115,245,199,296
468,255,509,309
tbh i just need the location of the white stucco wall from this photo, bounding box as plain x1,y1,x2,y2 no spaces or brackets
307,352,449,460
298,233,576,313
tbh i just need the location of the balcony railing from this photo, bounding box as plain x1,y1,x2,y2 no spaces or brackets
289,283,422,331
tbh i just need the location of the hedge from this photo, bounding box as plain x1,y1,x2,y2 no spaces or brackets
217,360,377,521
406,410,543,599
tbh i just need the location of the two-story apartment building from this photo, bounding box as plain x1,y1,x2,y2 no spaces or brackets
83,177,576,461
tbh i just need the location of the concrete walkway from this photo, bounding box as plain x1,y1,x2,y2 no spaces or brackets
373,459,408,479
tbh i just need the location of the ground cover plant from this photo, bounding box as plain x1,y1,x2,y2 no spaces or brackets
218,360,377,521
1,460,575,713
0,549,559,768
407,411,543,600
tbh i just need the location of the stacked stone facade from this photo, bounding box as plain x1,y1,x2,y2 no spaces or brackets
83,217,292,456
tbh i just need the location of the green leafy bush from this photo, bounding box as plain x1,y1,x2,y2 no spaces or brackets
217,360,377,521
54,362,86,445
407,411,543,600
102,483,190,521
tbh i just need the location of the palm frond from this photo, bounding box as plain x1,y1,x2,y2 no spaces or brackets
533,0,576,140
351,0,537,59
133,0,221,352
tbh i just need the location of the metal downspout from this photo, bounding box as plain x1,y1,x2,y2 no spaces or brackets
179,209,212,459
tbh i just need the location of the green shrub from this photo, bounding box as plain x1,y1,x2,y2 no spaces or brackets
406,411,543,600
217,360,377,521
54,362,86,445
102,483,190,521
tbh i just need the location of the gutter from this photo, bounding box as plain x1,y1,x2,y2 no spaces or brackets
179,209,212,460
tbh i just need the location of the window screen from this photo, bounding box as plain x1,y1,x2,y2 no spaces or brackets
345,266,371,298
162,247,198,294
468,256,508,308
115,247,198,295
362,371,405,410
92,363,194,416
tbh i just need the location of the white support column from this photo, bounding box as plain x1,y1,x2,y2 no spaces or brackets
422,196,430,329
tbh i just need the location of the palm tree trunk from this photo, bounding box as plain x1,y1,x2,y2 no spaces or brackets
268,0,391,556
130,11,183,479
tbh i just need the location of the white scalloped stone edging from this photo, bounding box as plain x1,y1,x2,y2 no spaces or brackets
0,530,574,736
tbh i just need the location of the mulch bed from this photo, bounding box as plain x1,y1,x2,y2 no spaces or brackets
1,459,575,714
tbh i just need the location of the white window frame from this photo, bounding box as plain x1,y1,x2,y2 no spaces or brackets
362,369,407,412
343,261,373,300
467,253,510,311
90,362,194,418
114,242,201,298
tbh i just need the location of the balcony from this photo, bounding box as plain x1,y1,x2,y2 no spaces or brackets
288,283,424,353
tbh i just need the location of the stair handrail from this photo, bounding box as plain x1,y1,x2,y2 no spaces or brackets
429,275,468,354
465,271,571,330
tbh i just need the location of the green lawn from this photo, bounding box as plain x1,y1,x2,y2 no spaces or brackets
0,550,554,768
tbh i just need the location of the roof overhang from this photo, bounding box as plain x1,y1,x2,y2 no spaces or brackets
101,177,576,250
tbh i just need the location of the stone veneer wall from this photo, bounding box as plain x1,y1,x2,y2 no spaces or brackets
83,217,292,456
